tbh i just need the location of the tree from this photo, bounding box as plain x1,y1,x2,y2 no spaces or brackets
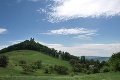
19,60,26,66
80,56,86,63
44,65,54,74
54,65,68,74
69,59,79,66
109,52,120,71
91,67,99,74
34,60,42,69
22,64,34,74
100,66,110,73
73,63,82,72
0,55,9,67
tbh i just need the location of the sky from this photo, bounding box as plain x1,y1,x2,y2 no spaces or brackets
0,0,120,57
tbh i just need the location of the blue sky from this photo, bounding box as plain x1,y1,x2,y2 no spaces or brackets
0,0,120,57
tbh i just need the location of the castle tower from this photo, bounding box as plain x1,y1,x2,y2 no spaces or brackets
30,38,34,42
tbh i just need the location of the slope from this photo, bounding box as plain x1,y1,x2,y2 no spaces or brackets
0,50,71,76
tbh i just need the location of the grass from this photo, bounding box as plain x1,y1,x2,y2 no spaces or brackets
0,50,71,76
0,50,120,80
0,72,120,80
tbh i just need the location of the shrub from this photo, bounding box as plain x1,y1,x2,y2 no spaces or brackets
91,67,99,74
54,65,68,74
19,60,26,66
73,63,82,72
0,55,9,67
100,66,110,73
22,64,34,74
44,65,54,74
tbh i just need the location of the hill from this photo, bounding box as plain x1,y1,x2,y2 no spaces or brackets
0,38,79,61
0,50,72,76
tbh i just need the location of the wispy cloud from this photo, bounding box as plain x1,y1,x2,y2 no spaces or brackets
37,8,47,13
44,28,97,40
0,28,7,34
47,43,120,57
74,35,92,40
42,0,120,22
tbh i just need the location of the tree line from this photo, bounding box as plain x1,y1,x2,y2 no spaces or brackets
0,52,119,75
0,38,120,75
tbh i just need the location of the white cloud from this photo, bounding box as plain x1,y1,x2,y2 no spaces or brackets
37,8,47,13
74,35,92,40
0,45,8,50
44,28,97,40
47,43,120,57
0,28,7,34
46,0,120,22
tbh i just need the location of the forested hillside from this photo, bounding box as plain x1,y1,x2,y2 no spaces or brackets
0,38,79,61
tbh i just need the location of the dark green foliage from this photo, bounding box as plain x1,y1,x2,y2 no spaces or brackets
54,65,68,74
69,59,79,66
70,56,108,74
73,63,82,72
0,55,9,67
21,60,42,74
91,67,99,74
80,56,86,63
0,39,79,62
19,60,26,66
109,52,120,71
34,60,42,69
100,66,110,73
44,65,54,74
22,64,34,74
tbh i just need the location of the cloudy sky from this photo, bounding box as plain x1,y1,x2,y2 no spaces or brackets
0,0,120,57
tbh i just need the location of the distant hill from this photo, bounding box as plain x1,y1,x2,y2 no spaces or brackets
85,56,110,61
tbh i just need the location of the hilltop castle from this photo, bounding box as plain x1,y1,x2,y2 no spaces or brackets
30,38,34,42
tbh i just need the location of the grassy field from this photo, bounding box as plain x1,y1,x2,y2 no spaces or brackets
0,50,71,76
0,72,120,80
0,50,120,80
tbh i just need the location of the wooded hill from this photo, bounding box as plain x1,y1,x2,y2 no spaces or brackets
0,38,120,76
0,38,79,61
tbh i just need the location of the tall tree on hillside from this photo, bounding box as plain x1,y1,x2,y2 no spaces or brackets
0,55,9,67
109,52,120,71
80,56,86,63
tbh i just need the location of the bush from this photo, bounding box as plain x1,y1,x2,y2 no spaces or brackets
34,60,42,69
44,65,54,74
86,71,90,75
54,65,68,74
100,66,110,73
19,60,26,66
69,59,79,66
91,67,99,74
22,64,34,74
30,60,42,71
0,55,9,67
73,63,82,72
